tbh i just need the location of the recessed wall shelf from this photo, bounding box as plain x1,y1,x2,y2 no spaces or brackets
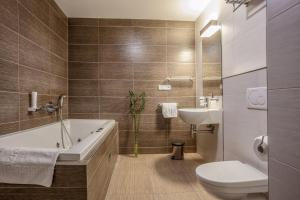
203,76,221,81
166,76,194,81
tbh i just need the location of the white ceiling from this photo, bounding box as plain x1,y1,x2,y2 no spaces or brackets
55,0,210,21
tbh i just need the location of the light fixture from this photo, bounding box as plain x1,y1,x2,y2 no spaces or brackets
200,20,221,38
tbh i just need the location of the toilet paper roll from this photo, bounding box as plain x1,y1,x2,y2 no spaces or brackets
253,136,268,161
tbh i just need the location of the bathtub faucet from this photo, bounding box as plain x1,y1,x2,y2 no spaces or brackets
44,95,67,113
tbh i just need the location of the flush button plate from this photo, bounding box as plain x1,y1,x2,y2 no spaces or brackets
158,84,171,91
246,87,267,110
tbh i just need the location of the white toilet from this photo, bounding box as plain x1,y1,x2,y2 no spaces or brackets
196,160,268,199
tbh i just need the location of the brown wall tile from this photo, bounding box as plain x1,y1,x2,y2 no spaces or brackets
100,63,132,79
0,92,19,123
68,18,98,26
167,28,195,46
100,97,129,114
0,0,18,32
119,130,168,147
100,80,133,97
132,19,166,27
19,66,51,94
135,27,166,45
69,26,98,44
49,6,68,41
100,27,134,44
133,63,167,80
69,45,98,62
50,54,68,78
101,45,132,62
69,62,98,79
0,25,18,63
51,76,68,96
49,0,68,25
134,81,168,97
167,63,195,77
0,122,19,135
69,97,99,113
19,37,51,72
69,80,98,96
0,187,87,200
50,32,68,59
100,19,132,27
139,114,167,131
19,0,49,26
19,5,49,49
131,45,166,62
167,46,195,63
0,59,18,92
166,21,195,28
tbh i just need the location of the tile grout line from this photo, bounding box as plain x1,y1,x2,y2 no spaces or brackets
97,21,101,119
17,1,21,131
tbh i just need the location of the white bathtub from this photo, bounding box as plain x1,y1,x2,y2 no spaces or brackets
0,119,116,161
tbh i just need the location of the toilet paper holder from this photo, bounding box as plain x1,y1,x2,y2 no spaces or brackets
257,136,265,153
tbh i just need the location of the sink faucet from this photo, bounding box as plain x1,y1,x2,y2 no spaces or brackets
199,96,208,108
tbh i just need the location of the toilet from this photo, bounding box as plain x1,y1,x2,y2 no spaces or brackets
196,161,268,199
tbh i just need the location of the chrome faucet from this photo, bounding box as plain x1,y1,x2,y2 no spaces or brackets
44,94,66,113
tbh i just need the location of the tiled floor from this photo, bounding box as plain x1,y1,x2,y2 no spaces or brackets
105,153,222,200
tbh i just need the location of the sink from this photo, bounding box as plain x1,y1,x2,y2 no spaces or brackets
178,108,221,125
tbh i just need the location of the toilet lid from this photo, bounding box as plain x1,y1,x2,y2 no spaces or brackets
196,161,268,188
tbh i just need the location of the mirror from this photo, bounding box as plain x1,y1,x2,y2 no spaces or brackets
201,31,222,96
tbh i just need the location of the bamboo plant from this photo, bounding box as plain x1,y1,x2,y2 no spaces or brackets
129,90,146,157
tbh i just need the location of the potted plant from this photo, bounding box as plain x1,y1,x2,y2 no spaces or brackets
129,90,146,157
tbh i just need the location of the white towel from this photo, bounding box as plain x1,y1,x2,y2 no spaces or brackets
161,103,178,118
0,147,59,187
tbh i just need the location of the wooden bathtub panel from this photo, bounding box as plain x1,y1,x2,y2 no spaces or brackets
0,187,87,200
0,164,87,188
86,124,118,180
87,127,119,200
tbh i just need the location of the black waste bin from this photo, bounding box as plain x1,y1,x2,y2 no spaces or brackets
171,142,185,160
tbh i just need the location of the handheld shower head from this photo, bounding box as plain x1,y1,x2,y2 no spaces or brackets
58,95,66,108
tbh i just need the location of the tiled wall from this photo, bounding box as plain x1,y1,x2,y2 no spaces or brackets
196,0,268,173
223,69,267,173
68,19,197,153
267,0,300,199
222,3,268,174
0,0,68,135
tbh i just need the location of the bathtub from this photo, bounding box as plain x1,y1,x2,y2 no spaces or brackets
0,119,116,161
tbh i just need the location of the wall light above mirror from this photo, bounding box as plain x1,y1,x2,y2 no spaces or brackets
200,20,221,38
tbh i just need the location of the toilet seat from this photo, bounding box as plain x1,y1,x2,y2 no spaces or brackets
196,161,268,199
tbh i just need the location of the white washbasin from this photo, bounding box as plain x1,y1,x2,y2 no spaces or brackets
178,108,221,125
